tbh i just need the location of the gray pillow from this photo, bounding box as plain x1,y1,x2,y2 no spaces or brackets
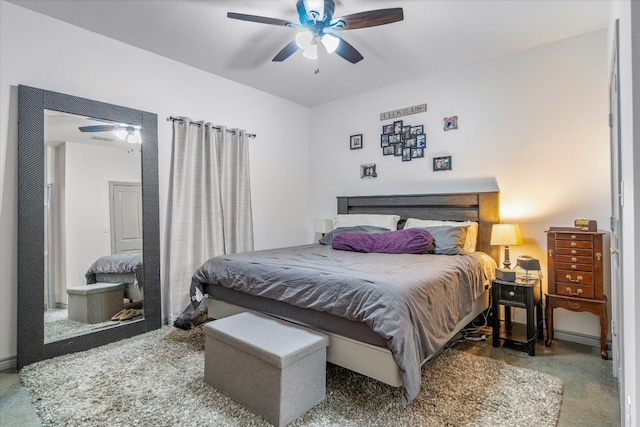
319,226,389,245
419,225,469,255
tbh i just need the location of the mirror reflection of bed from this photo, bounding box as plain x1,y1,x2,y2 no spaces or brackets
43,110,144,343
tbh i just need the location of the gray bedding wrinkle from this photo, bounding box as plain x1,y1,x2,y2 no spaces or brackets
190,244,494,404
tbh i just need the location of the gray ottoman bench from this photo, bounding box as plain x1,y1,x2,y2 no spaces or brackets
67,282,125,324
204,312,329,427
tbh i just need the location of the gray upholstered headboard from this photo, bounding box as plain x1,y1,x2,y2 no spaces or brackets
336,192,500,263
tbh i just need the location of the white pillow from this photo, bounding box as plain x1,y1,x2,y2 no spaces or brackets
404,218,479,253
333,214,401,231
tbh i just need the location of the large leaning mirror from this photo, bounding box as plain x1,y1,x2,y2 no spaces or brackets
18,85,161,369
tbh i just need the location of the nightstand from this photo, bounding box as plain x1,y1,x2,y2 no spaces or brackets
492,278,543,356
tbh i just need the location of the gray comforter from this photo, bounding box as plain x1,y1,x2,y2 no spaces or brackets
85,253,143,288
190,244,495,404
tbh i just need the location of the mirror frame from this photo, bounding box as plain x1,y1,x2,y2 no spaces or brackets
17,85,161,369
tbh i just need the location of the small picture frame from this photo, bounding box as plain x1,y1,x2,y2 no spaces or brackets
402,125,412,140
382,145,395,155
360,163,377,178
389,134,401,144
416,134,426,148
404,137,417,148
433,155,452,171
402,147,412,162
443,116,458,131
383,124,394,135
393,120,403,134
350,134,363,150
411,148,424,158
394,144,403,156
410,125,424,136
380,134,390,147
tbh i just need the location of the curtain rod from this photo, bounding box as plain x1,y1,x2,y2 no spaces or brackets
166,116,256,139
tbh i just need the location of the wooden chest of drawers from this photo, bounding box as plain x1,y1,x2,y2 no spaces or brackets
545,230,608,359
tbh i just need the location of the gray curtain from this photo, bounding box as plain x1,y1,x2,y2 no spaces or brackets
165,117,253,320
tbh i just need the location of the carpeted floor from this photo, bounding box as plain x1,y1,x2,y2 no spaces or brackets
20,325,563,427
44,309,120,343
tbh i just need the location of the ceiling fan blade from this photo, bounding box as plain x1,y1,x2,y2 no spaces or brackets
333,36,364,64
227,12,298,28
78,125,118,133
331,8,404,30
272,40,301,62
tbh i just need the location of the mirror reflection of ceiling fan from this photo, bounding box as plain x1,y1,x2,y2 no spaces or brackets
79,124,141,144
227,0,403,70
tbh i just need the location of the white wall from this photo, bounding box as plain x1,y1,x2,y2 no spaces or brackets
0,1,310,364
64,142,141,288
308,30,610,340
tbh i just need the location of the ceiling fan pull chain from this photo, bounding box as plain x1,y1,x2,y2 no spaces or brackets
315,56,320,74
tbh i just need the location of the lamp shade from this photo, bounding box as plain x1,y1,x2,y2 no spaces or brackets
313,219,333,234
490,224,523,246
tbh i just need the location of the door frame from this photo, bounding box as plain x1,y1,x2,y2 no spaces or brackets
609,17,624,407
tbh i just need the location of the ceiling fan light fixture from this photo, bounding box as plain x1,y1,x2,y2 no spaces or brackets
295,30,313,49
321,33,340,54
302,43,318,59
126,132,138,144
115,129,128,140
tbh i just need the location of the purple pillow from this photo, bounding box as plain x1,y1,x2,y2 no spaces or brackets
331,228,433,254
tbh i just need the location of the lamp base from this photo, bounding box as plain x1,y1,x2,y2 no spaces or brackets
502,245,512,269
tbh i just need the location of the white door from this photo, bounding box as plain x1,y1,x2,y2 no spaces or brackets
110,182,143,254
609,20,623,393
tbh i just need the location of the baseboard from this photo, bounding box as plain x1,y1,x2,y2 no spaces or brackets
0,355,17,373
553,329,611,349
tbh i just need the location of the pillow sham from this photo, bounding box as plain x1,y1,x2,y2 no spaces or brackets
331,228,433,254
319,225,389,245
404,218,478,253
417,225,469,255
333,214,401,231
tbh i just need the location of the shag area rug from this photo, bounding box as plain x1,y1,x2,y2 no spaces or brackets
44,309,119,343
20,326,563,427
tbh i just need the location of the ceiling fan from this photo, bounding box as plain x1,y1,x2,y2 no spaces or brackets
79,124,141,144
227,0,403,66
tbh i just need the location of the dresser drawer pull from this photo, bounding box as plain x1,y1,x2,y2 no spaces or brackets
571,264,577,270
571,257,577,262
565,274,583,283
571,250,577,255
571,234,577,240
596,252,602,261
548,249,553,257
566,287,583,296
571,242,577,247
509,291,515,297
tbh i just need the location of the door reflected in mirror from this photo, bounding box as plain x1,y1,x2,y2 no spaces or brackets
44,110,144,343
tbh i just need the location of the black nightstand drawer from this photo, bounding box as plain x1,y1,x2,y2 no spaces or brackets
498,284,527,307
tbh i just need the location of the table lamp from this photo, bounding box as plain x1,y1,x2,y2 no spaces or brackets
490,223,522,269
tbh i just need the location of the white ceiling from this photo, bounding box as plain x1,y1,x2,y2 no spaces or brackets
9,0,610,107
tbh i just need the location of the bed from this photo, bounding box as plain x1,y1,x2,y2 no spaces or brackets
85,252,144,301
191,192,499,404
